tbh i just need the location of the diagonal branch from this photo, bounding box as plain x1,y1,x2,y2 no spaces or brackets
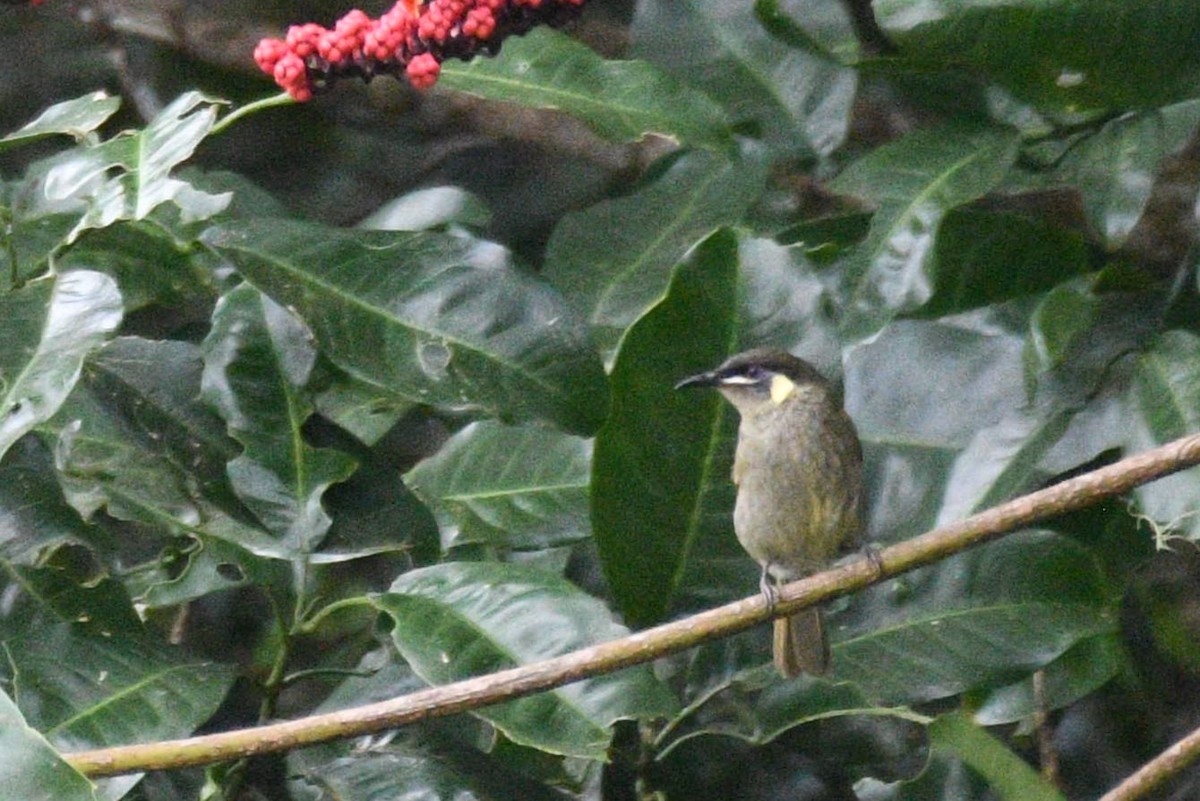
1099,720,1200,801
64,431,1200,778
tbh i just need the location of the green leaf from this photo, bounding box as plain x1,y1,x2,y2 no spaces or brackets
918,207,1091,320
834,532,1114,704
592,229,740,626
1022,283,1100,386
0,441,96,565
405,420,591,551
204,219,609,435
0,690,97,801
875,0,1200,114
39,91,231,243
0,271,123,462
928,711,1065,801
973,634,1123,726
1039,99,1200,247
1125,330,1200,541
202,284,358,552
376,562,678,759
0,91,119,152
543,145,767,353
439,27,731,150
829,124,1019,341
632,0,857,157
5,624,234,755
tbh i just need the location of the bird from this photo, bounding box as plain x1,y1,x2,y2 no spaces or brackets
676,347,863,677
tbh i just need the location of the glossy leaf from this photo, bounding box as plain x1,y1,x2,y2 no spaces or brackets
38,92,231,243
202,284,357,552
1022,283,1100,385
6,624,234,755
376,561,677,759
1125,330,1200,541
439,27,731,150
0,440,96,566
875,0,1200,114
592,229,740,626
544,145,767,353
203,219,609,435
0,270,123,462
406,420,591,551
0,690,96,801
632,0,857,157
0,90,119,151
829,124,1019,342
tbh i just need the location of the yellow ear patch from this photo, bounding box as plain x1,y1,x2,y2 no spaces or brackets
769,374,796,404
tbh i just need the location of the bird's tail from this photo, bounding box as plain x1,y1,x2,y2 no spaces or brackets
774,607,829,677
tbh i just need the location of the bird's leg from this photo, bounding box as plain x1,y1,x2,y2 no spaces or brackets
759,562,779,613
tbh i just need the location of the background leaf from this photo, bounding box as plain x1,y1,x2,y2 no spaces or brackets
0,270,122,461
439,27,732,149
376,561,677,759
204,219,610,435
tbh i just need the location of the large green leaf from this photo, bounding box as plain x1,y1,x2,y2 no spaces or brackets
47,337,293,566
0,690,96,801
0,91,119,152
202,284,357,553
592,229,740,626
829,124,1019,342
203,219,609,435
37,92,231,243
405,420,592,551
833,532,1115,704
1125,330,1200,541
439,27,731,150
0,270,123,462
875,0,1200,114
376,561,678,760
6,624,234,755
0,440,97,566
632,0,857,157
543,145,767,353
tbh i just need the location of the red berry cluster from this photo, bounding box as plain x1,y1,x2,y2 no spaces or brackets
254,0,587,102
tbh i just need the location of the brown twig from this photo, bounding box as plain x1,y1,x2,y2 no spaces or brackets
64,432,1200,778
1098,722,1200,801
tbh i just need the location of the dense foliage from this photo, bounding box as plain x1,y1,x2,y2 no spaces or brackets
2,1,1200,799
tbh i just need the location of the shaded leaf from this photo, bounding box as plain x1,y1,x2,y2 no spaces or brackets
439,27,731,150
358,186,492,233
376,562,677,759
6,624,234,755
202,284,357,552
1125,330,1200,541
406,420,591,551
544,145,767,353
0,270,123,462
632,0,857,157
0,690,96,801
592,229,740,626
875,0,1200,114
834,532,1114,704
204,219,609,435
829,124,1019,341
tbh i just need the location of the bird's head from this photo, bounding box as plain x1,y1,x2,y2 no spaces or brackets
675,347,831,416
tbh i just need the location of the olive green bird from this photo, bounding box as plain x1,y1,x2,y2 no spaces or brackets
677,348,864,677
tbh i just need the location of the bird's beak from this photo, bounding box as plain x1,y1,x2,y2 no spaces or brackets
674,370,721,391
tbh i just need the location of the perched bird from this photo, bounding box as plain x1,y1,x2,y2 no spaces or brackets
676,348,863,677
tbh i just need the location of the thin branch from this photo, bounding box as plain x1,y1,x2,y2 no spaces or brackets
64,432,1200,778
1099,722,1200,801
